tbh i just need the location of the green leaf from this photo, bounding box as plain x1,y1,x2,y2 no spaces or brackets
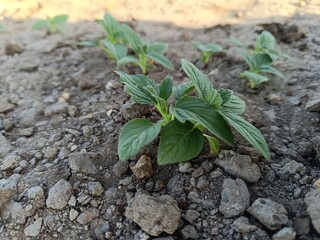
204,134,220,155
241,71,268,86
256,31,276,51
53,15,68,24
252,54,273,69
147,52,174,70
118,119,161,160
115,71,158,104
238,49,254,70
158,120,204,165
146,42,167,54
102,39,128,60
159,77,173,100
173,81,195,101
103,13,122,38
227,38,247,48
221,111,271,160
117,56,140,66
259,65,284,78
220,95,246,115
122,24,144,53
32,20,49,30
192,41,223,53
218,89,233,104
181,59,222,108
170,96,234,146
77,40,100,47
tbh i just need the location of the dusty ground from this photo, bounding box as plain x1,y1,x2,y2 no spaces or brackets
0,0,320,239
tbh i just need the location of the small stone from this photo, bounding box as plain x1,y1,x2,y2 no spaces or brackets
272,227,296,240
180,225,200,239
196,176,209,189
210,168,223,178
280,160,306,175
82,126,93,138
267,94,281,105
0,97,15,113
1,202,28,224
68,196,77,206
125,194,181,236
1,153,20,171
263,109,276,122
44,102,69,116
185,210,200,223
44,147,58,160
0,132,13,158
78,74,97,90
5,43,24,55
215,151,261,183
87,181,104,196
305,188,320,234
68,152,98,174
305,93,320,112
19,62,38,72
179,162,192,173
219,178,250,217
24,218,42,237
0,174,21,209
112,161,129,177
314,179,320,189
192,167,204,178
130,155,153,179
231,216,257,233
293,217,310,236
77,208,99,224
69,208,79,221
28,186,44,199
19,127,34,136
46,179,73,209
247,198,288,230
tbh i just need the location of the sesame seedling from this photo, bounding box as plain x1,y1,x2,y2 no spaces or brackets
192,41,223,63
32,15,68,34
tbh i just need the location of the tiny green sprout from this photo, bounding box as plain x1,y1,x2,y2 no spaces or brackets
78,13,127,61
32,15,68,34
117,24,173,74
232,31,285,88
116,59,270,165
192,41,223,63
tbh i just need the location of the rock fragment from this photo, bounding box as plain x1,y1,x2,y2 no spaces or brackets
215,151,261,183
305,189,320,234
219,178,250,217
46,179,73,209
125,194,181,236
247,198,288,230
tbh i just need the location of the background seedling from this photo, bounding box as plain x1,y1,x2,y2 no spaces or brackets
192,40,223,63
0,23,5,31
116,59,270,165
117,24,173,74
231,31,285,88
78,13,127,61
32,15,68,34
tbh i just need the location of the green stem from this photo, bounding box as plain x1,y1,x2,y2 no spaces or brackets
139,53,148,74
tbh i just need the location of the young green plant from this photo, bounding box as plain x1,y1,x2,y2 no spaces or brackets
32,15,68,34
117,24,173,74
231,31,285,88
192,41,223,63
78,13,127,61
116,59,271,165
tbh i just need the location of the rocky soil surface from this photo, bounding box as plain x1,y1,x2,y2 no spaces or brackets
0,1,320,239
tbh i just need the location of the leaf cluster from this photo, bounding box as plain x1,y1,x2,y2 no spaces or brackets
32,15,68,34
233,31,285,88
192,41,223,63
78,13,173,73
117,59,270,165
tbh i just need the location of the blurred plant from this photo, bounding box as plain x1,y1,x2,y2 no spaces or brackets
116,59,270,165
78,13,127,61
192,40,223,63
0,23,5,31
32,15,68,34
117,24,174,74
230,31,285,88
